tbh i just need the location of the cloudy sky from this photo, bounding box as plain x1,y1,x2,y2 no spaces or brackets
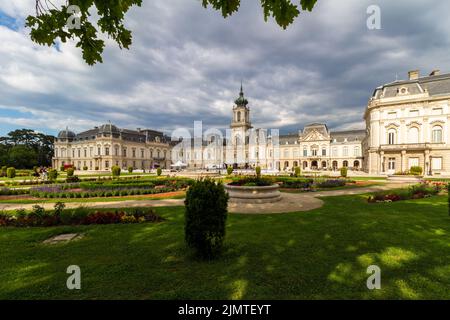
1,0,450,137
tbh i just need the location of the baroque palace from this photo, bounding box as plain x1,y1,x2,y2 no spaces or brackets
53,69,450,176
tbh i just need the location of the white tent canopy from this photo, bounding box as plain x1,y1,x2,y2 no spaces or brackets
171,161,188,168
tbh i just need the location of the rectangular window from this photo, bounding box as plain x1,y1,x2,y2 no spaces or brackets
98,147,101,156
105,161,109,168
105,147,110,156
132,149,136,158
141,149,144,158
123,148,127,157
322,148,326,156
388,158,396,170
303,149,307,157
432,108,443,115
343,147,348,157
387,112,397,119
432,157,442,170
332,147,337,157
409,110,419,117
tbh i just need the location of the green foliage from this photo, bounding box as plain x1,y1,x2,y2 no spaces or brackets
184,179,229,258
340,167,348,178
26,0,143,65
6,167,16,179
448,183,450,216
60,165,65,172
294,166,301,177
48,169,58,181
112,166,121,177
128,166,133,174
157,168,162,176
227,166,233,175
202,0,317,29
66,167,75,177
0,166,7,177
0,129,54,168
26,0,317,65
410,166,423,176
255,166,261,178
53,202,66,216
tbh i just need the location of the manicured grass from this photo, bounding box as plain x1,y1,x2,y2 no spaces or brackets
0,195,449,299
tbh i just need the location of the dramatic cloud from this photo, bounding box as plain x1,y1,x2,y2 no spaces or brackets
1,0,450,136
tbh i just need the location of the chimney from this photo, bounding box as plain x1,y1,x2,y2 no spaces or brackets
429,69,440,76
408,70,420,80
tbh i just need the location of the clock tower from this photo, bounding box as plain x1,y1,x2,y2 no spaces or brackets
230,84,252,167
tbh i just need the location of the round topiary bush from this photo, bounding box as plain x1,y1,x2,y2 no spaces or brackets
111,166,121,177
48,169,58,181
66,167,75,177
128,166,133,173
157,168,162,176
6,167,16,179
184,179,229,259
294,166,301,177
340,167,348,178
227,166,233,175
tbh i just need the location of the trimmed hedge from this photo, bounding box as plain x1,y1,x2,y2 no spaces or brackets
185,179,229,259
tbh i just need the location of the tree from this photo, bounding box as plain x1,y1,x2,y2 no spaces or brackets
26,0,318,65
0,129,54,168
8,145,38,169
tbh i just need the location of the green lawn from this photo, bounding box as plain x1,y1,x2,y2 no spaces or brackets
0,194,449,299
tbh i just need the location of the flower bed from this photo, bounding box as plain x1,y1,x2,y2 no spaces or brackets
367,183,442,203
0,205,164,227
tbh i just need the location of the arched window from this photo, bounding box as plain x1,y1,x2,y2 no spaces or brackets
343,160,349,168
237,111,241,122
408,127,419,144
432,126,443,143
388,129,396,145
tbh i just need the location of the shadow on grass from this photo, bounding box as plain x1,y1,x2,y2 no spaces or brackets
0,196,449,299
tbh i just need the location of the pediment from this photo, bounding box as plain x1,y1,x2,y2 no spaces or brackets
301,129,329,142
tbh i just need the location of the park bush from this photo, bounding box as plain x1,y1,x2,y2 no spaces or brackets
255,166,261,178
157,168,162,176
340,167,348,178
48,169,58,181
6,167,16,179
60,165,65,172
368,183,441,203
0,204,164,227
315,179,346,188
128,166,133,173
66,167,75,177
1,166,7,177
66,176,80,183
294,166,301,177
184,179,229,259
410,166,423,176
112,166,121,177
227,167,233,175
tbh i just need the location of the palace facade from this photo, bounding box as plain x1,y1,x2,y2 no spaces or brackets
52,124,172,170
52,69,450,176
172,86,365,171
365,69,450,176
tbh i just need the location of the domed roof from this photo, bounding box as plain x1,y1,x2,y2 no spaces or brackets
235,83,248,107
99,123,120,133
57,128,76,139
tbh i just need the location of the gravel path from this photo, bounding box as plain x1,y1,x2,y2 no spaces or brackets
0,183,409,214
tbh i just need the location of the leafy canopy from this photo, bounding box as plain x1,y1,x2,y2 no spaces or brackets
26,0,317,65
